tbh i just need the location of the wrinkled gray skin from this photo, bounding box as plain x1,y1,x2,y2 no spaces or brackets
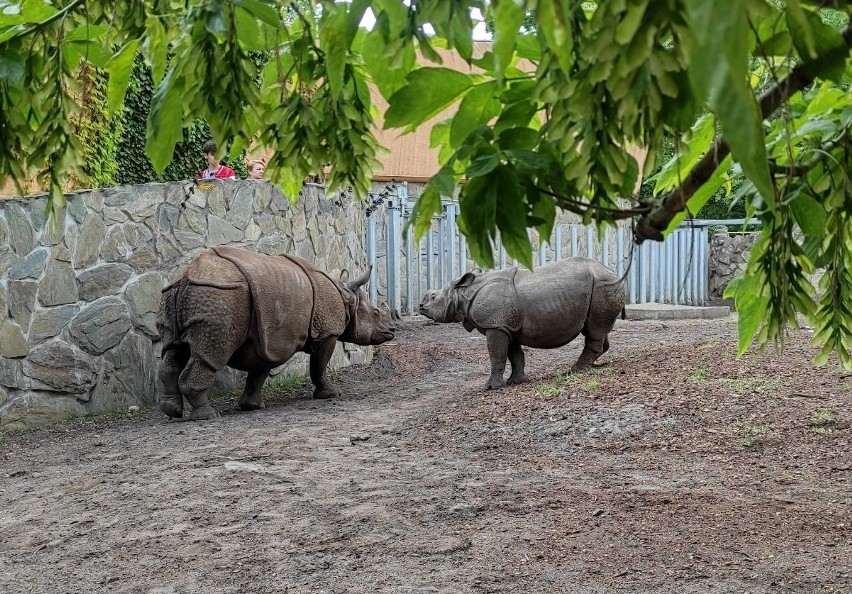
419,257,625,390
156,248,395,421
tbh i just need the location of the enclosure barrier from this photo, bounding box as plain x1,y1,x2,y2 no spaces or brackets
366,185,756,315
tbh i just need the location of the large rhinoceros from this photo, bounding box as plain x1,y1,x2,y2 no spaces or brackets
418,257,625,389
156,246,395,420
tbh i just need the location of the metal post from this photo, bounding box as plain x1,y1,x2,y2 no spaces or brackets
499,239,506,269
367,216,377,304
629,239,638,304
639,241,649,303
446,203,456,280
459,227,467,275
570,225,578,257
555,226,562,261
406,220,414,316
437,211,446,286
616,226,624,279
539,231,547,267
425,223,433,290
586,226,595,258
649,241,657,302
602,227,610,268
389,187,405,314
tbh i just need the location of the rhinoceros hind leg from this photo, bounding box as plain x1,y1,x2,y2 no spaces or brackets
571,336,607,373
238,370,270,411
506,343,529,385
485,329,509,390
159,347,189,418
310,337,341,399
179,355,219,421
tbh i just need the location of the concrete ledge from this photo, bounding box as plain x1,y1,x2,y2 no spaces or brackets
624,303,731,321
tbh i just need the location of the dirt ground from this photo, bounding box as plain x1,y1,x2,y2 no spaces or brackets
1,316,850,594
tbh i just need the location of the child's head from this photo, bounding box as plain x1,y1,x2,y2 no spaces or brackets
202,141,218,166
247,160,265,180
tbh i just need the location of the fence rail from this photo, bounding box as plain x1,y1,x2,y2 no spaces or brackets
366,188,750,316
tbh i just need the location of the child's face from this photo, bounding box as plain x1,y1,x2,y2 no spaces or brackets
249,163,265,179
205,151,218,167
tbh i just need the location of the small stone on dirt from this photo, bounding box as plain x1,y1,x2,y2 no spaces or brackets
592,508,606,517
349,434,370,445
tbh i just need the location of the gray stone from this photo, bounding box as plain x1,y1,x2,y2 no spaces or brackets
8,247,48,280
29,197,48,229
0,384,6,407
124,273,164,337
0,214,7,245
0,245,18,276
254,187,272,211
42,207,68,246
83,191,104,212
271,188,290,212
257,213,277,235
22,340,98,395
77,263,134,301
172,229,205,251
207,215,244,246
207,184,227,218
157,203,179,235
177,204,206,234
0,357,27,389
74,216,107,269
6,203,35,255
227,185,255,230
29,305,79,344
0,284,6,325
257,234,290,256
8,280,37,328
128,189,163,221
39,257,79,306
88,332,158,413
245,220,261,241
0,320,29,357
291,209,308,242
0,393,87,430
155,235,183,265
127,245,159,271
68,195,89,223
125,222,154,247
101,224,130,262
69,296,132,355
188,189,207,208
103,206,129,223
104,190,131,209
295,240,316,262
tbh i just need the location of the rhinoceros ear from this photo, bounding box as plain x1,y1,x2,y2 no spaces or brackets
339,269,350,283
350,266,372,289
453,271,477,289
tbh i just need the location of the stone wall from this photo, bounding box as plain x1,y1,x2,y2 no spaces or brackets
708,228,758,299
0,181,372,430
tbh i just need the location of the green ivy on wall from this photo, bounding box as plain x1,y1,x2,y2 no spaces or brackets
72,64,120,189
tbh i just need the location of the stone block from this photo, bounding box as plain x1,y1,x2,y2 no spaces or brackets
0,320,29,357
28,197,48,229
76,263,134,301
23,340,98,395
8,247,48,280
73,215,107,269
0,393,88,431
207,184,227,218
0,245,18,276
83,191,104,212
128,188,163,221
227,185,255,230
67,194,89,223
42,207,67,246
29,304,79,344
0,214,7,246
124,273,165,338
244,221,261,241
6,203,35,257
69,296,132,355
8,280,37,328
207,215,244,246
39,256,79,306
101,224,130,262
0,357,28,389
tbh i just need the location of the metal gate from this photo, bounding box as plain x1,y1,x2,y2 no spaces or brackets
366,186,715,315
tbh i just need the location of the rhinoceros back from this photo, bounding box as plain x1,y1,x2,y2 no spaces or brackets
210,246,313,362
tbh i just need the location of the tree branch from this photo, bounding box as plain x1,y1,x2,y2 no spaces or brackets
535,186,649,219
13,0,87,39
634,23,852,243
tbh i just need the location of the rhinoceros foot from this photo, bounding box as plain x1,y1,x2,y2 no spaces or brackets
313,386,340,399
189,405,219,421
486,376,506,390
506,374,530,385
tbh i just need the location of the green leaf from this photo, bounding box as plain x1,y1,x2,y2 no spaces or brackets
408,186,442,241
493,0,525,83
146,68,186,173
615,1,647,45
790,193,826,238
726,270,769,357
450,82,501,149
459,175,497,267
494,99,538,134
515,34,541,62
384,68,473,130
787,9,849,82
345,0,371,45
238,0,282,29
467,152,501,177
0,50,24,84
321,3,347,102
106,39,140,115
146,17,169,84
492,166,532,269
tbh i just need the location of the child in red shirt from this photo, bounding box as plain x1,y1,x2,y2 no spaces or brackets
197,140,236,179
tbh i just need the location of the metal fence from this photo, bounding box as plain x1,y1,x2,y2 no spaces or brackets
366,187,740,315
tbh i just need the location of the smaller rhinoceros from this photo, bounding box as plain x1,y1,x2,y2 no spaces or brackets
418,257,625,389
156,246,395,420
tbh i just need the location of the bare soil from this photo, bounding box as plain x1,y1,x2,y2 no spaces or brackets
1,316,850,594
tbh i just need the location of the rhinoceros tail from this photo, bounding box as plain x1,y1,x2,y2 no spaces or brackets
621,305,626,320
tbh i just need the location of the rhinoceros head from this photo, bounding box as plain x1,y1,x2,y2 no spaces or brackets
418,269,483,322
339,267,395,345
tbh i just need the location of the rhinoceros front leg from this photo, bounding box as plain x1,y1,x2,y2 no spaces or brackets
485,329,509,390
506,343,529,385
310,337,341,399
238,370,270,411
159,347,189,418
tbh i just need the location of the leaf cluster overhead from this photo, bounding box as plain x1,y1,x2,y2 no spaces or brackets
1,0,852,366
